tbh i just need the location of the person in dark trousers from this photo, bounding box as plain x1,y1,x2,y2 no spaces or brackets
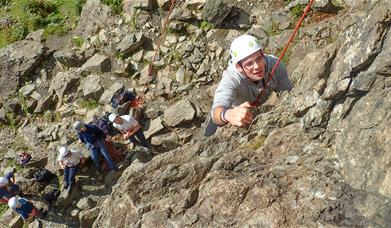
108,113,150,151
73,121,117,173
58,146,85,192
8,196,39,222
0,170,21,204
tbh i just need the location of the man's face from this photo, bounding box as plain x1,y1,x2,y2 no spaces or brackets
114,117,122,124
236,51,266,82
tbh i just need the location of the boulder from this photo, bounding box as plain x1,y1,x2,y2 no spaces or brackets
116,33,145,56
201,0,232,26
76,0,116,38
37,124,60,142
0,40,45,102
76,197,95,210
54,50,86,68
163,100,195,127
81,53,111,73
80,207,100,228
99,82,124,104
78,74,104,100
144,117,164,139
49,71,81,108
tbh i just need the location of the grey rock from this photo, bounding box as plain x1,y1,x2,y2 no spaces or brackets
20,84,35,96
116,33,145,55
76,0,116,38
80,207,100,228
144,117,164,139
81,53,111,73
49,71,81,108
0,40,45,102
150,132,178,147
8,215,23,228
176,66,186,83
34,95,58,113
25,29,44,42
37,124,59,142
79,74,104,100
134,0,153,10
77,197,95,210
99,82,124,104
54,50,86,68
157,0,171,10
163,100,195,127
201,0,232,25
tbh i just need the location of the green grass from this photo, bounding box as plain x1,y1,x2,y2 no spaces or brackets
101,0,123,14
79,99,99,110
0,0,86,48
290,5,305,19
72,35,84,47
240,136,267,150
199,20,212,31
0,204,8,217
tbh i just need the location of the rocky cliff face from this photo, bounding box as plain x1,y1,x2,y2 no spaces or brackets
0,0,390,227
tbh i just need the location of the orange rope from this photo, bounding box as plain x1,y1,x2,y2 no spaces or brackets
147,0,177,78
250,0,315,107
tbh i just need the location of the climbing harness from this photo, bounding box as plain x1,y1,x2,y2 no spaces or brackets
250,0,315,106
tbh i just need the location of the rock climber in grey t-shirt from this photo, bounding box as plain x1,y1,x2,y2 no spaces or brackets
205,34,293,136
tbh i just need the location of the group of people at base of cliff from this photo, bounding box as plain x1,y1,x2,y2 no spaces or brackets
2,34,292,224
1,89,150,223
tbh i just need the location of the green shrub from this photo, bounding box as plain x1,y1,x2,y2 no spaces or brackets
0,204,8,217
290,5,305,19
101,0,123,14
199,20,212,31
79,99,99,110
72,35,84,47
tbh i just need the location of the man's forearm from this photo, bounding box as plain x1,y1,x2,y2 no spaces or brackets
212,106,229,126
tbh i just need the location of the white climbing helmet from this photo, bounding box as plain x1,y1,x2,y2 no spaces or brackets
59,146,69,158
0,177,9,187
8,197,20,209
108,113,118,122
230,34,262,64
72,121,85,131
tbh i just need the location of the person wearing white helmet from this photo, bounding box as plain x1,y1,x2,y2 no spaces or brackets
8,196,39,221
0,169,21,204
205,34,293,135
108,113,150,150
58,146,85,192
73,120,117,173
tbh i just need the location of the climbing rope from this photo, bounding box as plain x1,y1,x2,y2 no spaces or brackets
250,0,315,107
147,0,177,78
130,0,176,109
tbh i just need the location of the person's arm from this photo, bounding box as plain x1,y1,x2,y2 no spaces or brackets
58,161,66,169
212,102,254,127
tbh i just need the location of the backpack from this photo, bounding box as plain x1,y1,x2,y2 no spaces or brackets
111,89,136,108
33,169,55,182
92,113,119,136
43,188,61,204
17,152,31,166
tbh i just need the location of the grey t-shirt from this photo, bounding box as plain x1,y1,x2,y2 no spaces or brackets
211,55,293,121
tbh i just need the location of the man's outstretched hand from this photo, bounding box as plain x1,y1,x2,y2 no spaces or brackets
225,102,254,127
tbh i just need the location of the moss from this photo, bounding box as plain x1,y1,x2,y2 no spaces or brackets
79,99,99,110
265,20,282,36
72,35,84,48
0,204,8,217
101,0,123,14
199,20,212,31
241,135,267,151
5,112,18,129
290,5,306,19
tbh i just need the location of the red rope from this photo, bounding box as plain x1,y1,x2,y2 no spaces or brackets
147,0,177,78
132,0,176,108
250,0,315,106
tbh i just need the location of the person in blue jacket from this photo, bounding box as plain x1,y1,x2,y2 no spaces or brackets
73,121,117,174
8,196,39,221
0,171,21,204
